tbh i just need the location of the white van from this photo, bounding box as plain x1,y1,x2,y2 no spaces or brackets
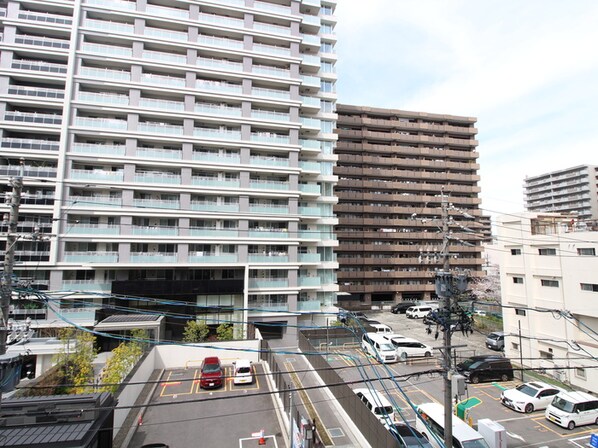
354,388,395,425
415,402,489,448
370,323,393,334
406,305,437,319
384,337,433,358
545,391,598,430
361,332,398,363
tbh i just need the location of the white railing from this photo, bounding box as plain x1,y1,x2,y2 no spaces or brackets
18,10,73,25
15,34,70,49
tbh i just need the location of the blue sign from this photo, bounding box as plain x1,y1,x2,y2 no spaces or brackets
589,433,598,448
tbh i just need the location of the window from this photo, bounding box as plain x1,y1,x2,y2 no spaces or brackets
512,277,524,284
577,247,596,256
538,248,557,256
512,342,519,350
581,283,598,292
575,367,586,379
510,248,522,255
541,279,559,287
320,80,334,93
539,350,554,360
515,308,526,316
320,100,334,113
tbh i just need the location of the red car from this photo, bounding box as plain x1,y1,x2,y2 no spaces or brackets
199,357,223,389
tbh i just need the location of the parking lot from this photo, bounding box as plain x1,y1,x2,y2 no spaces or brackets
130,363,285,448
326,310,597,448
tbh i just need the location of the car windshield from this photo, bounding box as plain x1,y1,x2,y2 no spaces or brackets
516,384,540,397
459,359,475,369
551,396,575,413
236,367,251,374
462,439,490,448
468,361,484,369
374,406,394,415
203,363,221,374
381,343,395,351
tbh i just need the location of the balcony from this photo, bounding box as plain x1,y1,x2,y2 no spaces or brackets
302,15,321,27
189,228,239,238
0,165,57,178
248,229,289,239
75,117,127,130
249,204,289,214
250,132,290,144
193,127,242,140
72,143,126,156
143,50,187,65
141,73,186,87
198,13,244,28
190,201,239,212
131,226,179,236
300,139,321,149
136,148,182,160
248,279,289,288
299,253,321,262
12,59,67,74
80,67,131,81
253,43,291,57
301,96,320,107
61,280,111,292
70,195,122,207
302,34,321,46
192,152,240,164
301,74,320,87
18,10,73,25
300,183,321,194
252,87,291,100
68,224,120,235
197,79,242,94
297,300,321,311
300,117,321,129
81,42,132,57
251,110,290,122
5,111,62,125
85,0,136,10
15,35,70,49
253,22,292,36
57,307,101,321
248,254,289,263
70,169,124,182
64,252,119,263
300,161,320,171
2,138,59,151
197,56,243,72
254,1,291,15
188,253,239,263
84,18,133,33
134,172,181,184
138,122,184,135
199,34,243,50
130,253,177,263
195,103,242,117
133,198,180,209
8,86,64,100
145,4,189,19
250,156,289,167
249,179,289,190
299,277,321,287
253,64,291,78
192,177,240,188
78,92,129,105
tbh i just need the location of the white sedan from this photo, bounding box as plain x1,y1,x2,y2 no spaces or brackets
501,381,563,413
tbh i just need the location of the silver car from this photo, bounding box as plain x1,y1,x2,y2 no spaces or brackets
485,332,505,351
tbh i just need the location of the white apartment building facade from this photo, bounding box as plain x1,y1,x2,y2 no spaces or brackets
524,165,598,221
497,213,598,394
0,0,339,345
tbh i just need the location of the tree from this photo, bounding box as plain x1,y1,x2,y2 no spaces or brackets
99,336,143,394
182,320,209,343
216,323,233,341
54,328,97,394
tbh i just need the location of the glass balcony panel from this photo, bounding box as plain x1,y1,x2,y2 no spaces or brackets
71,143,125,156
251,110,290,122
188,253,239,263
131,226,178,236
141,74,185,87
134,172,181,184
136,148,182,160
70,195,122,207
299,206,322,215
197,79,242,94
254,1,291,15
249,205,289,214
253,65,290,78
198,13,244,28
139,98,185,111
81,43,132,57
297,300,321,311
192,177,240,188
302,34,321,46
130,253,177,263
192,152,240,163
0,166,56,177
8,86,64,99
85,0,136,10
133,199,180,209
253,43,291,57
75,117,127,130
80,67,131,81
190,201,239,212
15,35,70,49
300,139,321,149
12,60,67,73
250,133,290,144
248,254,289,263
249,230,289,238
301,96,320,107
300,117,321,128
59,307,102,321
145,4,189,19
299,230,320,239
197,57,242,71
300,184,321,194
198,34,243,50
251,87,291,100
189,228,239,238
84,19,133,33
253,22,291,35
61,280,111,292
298,253,321,262
195,103,242,117
145,27,187,41
138,123,184,135
78,92,129,105
70,169,124,182
143,50,186,64
250,180,289,190
2,138,59,151
303,0,321,6
248,279,289,288
250,156,289,167
63,252,119,262
301,74,320,86
5,112,62,125
193,128,242,140
302,54,320,65
18,10,73,25
68,224,120,235
300,161,320,171
302,15,321,27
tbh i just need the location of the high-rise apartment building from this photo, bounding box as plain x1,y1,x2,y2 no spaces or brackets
0,0,338,344
524,165,598,221
334,104,483,307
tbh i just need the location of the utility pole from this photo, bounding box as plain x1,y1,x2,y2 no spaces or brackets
0,163,23,356
439,189,453,448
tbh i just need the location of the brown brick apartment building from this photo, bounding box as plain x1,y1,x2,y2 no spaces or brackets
334,104,485,309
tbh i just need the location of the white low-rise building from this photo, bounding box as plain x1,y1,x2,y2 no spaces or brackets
497,212,598,394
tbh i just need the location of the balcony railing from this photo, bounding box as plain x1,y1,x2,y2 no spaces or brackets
195,103,242,117
145,27,187,41
192,152,240,163
15,35,70,49
253,65,291,78
84,18,133,33
190,201,239,212
252,86,291,100
130,253,177,263
191,177,240,188
0,166,57,177
193,128,242,140
143,50,186,65
61,280,111,292
131,226,179,236
299,277,321,287
198,13,244,28
188,253,239,263
86,0,136,10
249,204,289,214
250,156,289,167
189,228,239,238
248,254,289,263
253,22,291,35
198,34,243,50
134,172,181,184
133,198,180,209
141,73,185,87
64,252,119,263
75,117,127,130
5,111,62,125
249,229,289,238
249,180,290,190
80,66,131,81
248,279,289,288
253,43,291,57
251,110,290,122
197,79,242,94
139,98,185,111
70,195,122,207
78,92,129,105
71,143,126,156
8,86,65,99
197,56,243,72
68,224,120,235
250,132,290,144
145,4,189,19
12,59,67,74
70,169,124,182
2,138,59,151
254,1,291,15
300,183,321,194
138,123,184,135
81,42,132,57
136,148,182,160
299,253,321,262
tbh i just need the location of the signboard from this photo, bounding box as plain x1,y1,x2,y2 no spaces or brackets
589,434,598,448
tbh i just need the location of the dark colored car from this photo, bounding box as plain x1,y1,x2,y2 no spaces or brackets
462,358,514,384
391,302,417,314
456,354,504,372
389,424,433,448
199,356,223,389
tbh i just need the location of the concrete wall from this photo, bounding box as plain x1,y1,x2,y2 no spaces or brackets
154,340,261,369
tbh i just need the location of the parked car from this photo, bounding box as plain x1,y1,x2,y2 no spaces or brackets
545,391,598,430
383,336,433,358
456,354,504,372
406,305,437,319
361,333,398,363
390,302,417,314
199,356,224,389
232,359,253,385
461,358,514,384
354,388,395,424
485,331,506,351
369,323,393,334
501,381,563,413
388,423,433,448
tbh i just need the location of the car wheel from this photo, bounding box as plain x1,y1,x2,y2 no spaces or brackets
500,374,509,382
424,352,432,357
471,375,480,384
524,403,534,413
595,416,598,425
567,421,575,430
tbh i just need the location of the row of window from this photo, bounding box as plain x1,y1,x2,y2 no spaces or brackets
510,247,596,256
511,276,598,291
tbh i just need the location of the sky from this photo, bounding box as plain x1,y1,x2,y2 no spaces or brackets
333,0,598,217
